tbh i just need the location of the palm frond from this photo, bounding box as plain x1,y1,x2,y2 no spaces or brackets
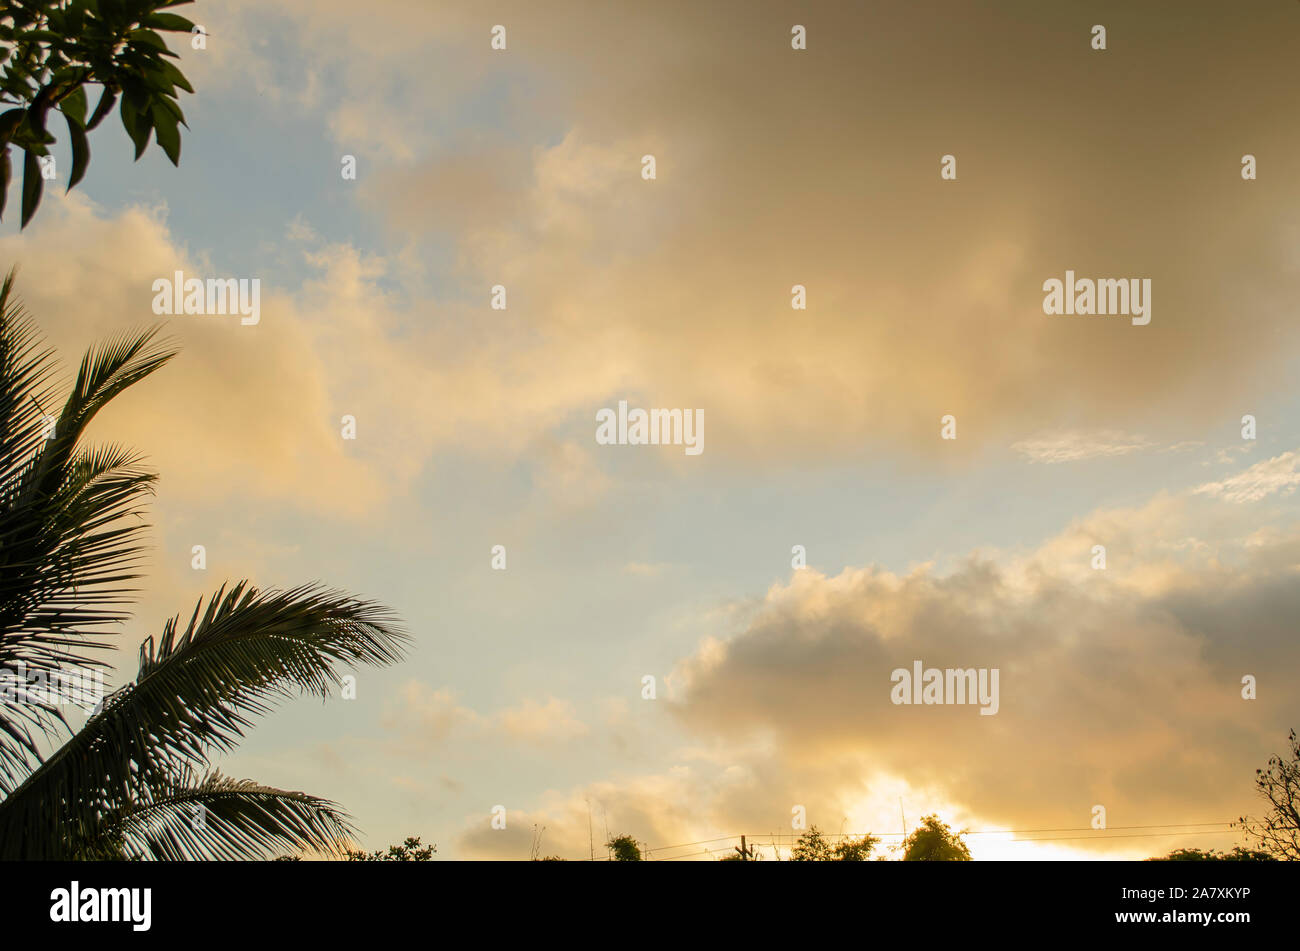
0,272,408,862
72,768,357,861
0,270,60,492
0,274,175,791
13,322,176,517
0,582,406,858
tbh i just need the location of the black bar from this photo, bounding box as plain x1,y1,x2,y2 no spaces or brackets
4,859,1285,938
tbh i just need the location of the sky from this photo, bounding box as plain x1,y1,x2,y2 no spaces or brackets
4,0,1300,860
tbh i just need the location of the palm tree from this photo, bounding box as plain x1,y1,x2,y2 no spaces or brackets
0,271,407,859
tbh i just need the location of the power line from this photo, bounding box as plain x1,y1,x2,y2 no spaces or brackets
656,849,720,861
966,822,1234,836
641,833,748,855
1006,829,1238,843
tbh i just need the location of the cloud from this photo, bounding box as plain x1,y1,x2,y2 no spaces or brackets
1012,430,1154,463
654,482,1300,849
0,193,387,518
528,438,611,507
447,466,1300,859
382,682,479,742
1214,445,1255,465
30,1,1293,502
496,697,589,743
0,191,629,523
383,681,588,746
1196,450,1300,503
455,760,788,861
205,0,1300,467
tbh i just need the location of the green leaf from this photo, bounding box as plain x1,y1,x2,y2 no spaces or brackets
20,149,42,228
126,29,168,51
154,93,185,127
119,95,151,160
132,113,153,160
65,114,88,190
122,78,151,114
118,93,137,136
150,102,179,166
141,13,195,33
85,87,116,131
58,85,86,127
0,108,24,143
156,59,194,95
